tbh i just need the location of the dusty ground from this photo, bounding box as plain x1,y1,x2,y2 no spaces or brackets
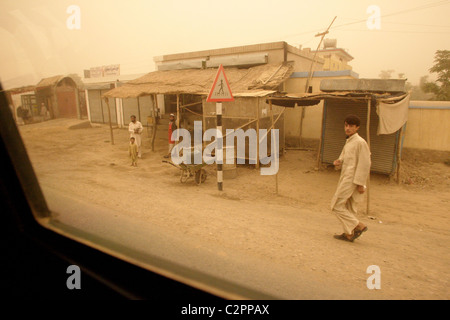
18,118,450,299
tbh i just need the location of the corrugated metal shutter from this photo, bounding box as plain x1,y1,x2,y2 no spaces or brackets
88,90,104,123
321,99,398,175
138,96,154,125
122,98,139,124
100,90,117,124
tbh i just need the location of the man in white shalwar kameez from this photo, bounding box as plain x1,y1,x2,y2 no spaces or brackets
331,114,371,242
129,115,143,158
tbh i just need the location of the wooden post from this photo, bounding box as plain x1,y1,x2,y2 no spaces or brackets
104,97,114,145
298,106,305,147
366,98,371,215
202,98,207,150
151,94,158,152
316,101,325,169
137,96,141,121
269,100,278,194
282,106,286,156
256,98,260,169
396,125,404,184
176,94,180,128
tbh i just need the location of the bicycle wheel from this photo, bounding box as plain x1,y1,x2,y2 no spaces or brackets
195,169,207,185
180,169,189,183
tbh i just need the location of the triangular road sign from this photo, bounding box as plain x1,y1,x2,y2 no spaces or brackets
206,64,234,102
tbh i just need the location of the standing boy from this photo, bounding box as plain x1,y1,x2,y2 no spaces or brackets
331,114,371,242
128,115,143,158
129,137,138,167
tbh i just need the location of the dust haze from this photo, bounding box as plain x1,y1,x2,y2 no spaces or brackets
1,0,449,89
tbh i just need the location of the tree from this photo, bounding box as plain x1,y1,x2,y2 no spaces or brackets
421,50,450,101
379,69,395,79
409,76,434,100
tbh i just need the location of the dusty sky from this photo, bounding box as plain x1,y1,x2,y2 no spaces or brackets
1,0,449,89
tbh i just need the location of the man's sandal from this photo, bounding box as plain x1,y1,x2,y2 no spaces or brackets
333,233,355,242
353,226,368,240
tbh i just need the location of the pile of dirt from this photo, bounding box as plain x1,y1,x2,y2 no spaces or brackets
399,148,450,188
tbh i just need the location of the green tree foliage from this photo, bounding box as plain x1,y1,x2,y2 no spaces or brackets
421,50,450,101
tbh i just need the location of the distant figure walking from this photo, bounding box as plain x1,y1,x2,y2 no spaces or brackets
331,114,371,242
16,105,25,125
128,115,143,158
17,105,31,124
40,102,49,121
129,137,138,167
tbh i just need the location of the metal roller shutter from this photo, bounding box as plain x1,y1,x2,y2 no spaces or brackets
321,98,398,175
100,90,117,124
122,98,139,124
88,90,104,123
138,96,153,125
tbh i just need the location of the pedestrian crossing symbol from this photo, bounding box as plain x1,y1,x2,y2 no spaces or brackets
207,64,234,102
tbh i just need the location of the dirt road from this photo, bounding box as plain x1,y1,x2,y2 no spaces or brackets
18,119,450,299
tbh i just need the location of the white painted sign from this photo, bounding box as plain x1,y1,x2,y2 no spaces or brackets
89,64,120,78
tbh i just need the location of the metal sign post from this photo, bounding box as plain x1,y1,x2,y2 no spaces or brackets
207,64,234,191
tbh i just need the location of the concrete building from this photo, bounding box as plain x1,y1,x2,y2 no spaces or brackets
283,39,358,147
311,38,354,72
154,41,325,75
101,40,361,169
82,73,157,128
35,75,85,119
152,41,359,148
5,85,37,122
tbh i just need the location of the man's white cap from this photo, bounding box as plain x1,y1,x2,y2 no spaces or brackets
170,113,175,116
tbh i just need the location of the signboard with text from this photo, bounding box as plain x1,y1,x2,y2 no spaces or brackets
89,64,120,78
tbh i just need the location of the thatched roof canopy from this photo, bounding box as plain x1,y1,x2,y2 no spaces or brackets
268,91,409,107
36,74,84,89
102,63,293,99
36,75,63,88
7,85,36,94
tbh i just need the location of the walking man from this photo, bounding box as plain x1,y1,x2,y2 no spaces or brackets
128,115,143,158
16,105,25,125
331,114,371,242
40,102,48,121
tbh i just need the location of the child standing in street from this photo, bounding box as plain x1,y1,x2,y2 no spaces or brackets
129,137,138,167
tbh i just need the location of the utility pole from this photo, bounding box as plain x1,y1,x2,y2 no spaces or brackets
300,16,336,148
304,16,337,93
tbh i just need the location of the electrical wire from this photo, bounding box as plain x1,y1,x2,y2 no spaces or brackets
332,0,450,30
283,0,450,40
338,29,450,34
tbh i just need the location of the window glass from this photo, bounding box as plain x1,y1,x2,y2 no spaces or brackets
2,0,449,300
